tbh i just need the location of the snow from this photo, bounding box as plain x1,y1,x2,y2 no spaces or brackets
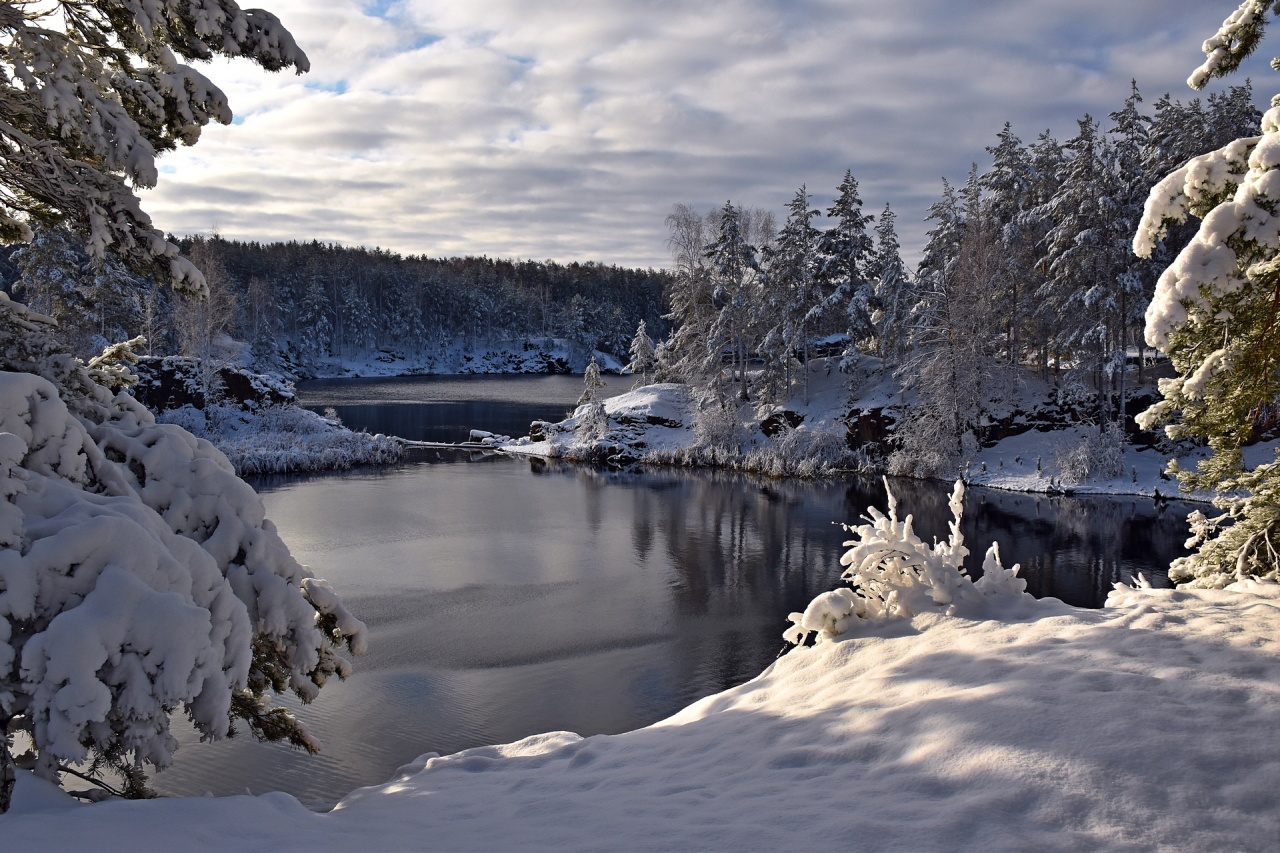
303,339,622,380
6,574,1280,850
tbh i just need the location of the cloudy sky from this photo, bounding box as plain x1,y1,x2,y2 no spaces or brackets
141,1,1276,270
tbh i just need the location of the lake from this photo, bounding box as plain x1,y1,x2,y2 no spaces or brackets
152,375,1194,808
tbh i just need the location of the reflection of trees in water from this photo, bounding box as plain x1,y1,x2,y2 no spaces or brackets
536,459,1194,684
857,476,1192,607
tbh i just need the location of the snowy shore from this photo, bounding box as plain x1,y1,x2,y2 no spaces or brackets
7,578,1279,851
497,359,1264,502
157,403,403,476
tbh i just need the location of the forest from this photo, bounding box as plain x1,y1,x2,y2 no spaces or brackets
0,235,673,375
653,81,1262,478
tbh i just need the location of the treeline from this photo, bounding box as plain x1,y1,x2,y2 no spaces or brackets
657,81,1260,476
1,234,673,373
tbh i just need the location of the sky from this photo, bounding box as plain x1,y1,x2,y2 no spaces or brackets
140,1,1278,270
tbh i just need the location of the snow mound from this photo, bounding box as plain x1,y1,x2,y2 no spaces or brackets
602,383,690,426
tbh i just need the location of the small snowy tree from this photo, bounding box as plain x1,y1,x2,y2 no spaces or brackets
626,320,656,386
1133,0,1280,586
0,296,365,807
577,354,607,405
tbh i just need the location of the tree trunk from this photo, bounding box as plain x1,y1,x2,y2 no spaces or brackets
1,729,14,814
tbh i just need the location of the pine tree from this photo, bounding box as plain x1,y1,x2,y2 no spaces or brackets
0,0,365,812
981,123,1036,364
1108,82,1155,414
705,201,759,401
12,227,146,359
0,0,307,292
762,186,822,401
1040,115,1129,431
662,204,714,383
1133,0,1280,586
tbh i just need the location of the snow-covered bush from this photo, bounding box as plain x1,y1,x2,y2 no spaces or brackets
0,294,365,805
784,479,1028,645
693,400,749,452
1055,425,1126,484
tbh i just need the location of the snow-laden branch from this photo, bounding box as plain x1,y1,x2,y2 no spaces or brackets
0,0,307,289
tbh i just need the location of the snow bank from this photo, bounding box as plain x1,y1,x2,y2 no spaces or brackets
5,579,1278,850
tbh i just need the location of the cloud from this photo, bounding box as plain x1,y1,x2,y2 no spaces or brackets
140,0,1277,269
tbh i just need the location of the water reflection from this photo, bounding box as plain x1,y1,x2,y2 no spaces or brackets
154,455,1192,808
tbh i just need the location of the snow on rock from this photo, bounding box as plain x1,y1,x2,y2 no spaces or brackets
5,578,1279,850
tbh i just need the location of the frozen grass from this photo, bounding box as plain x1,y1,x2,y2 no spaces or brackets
158,403,403,475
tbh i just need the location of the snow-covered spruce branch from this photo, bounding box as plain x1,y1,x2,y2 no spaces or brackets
1131,3,1280,585
784,479,1029,645
0,0,308,289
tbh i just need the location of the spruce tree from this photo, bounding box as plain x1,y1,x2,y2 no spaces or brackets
869,204,912,363
578,354,607,405
1134,0,1280,585
705,201,759,401
762,186,822,401
817,171,876,362
627,319,657,386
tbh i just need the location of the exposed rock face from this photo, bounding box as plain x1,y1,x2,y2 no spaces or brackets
132,357,294,413
760,410,804,437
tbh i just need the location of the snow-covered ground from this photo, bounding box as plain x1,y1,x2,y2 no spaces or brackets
7,577,1279,851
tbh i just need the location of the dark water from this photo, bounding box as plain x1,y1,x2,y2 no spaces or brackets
299,373,629,443
152,377,1195,809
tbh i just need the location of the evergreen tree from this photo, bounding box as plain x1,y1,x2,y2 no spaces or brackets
298,276,333,360
705,201,759,401
981,123,1037,364
0,0,365,813
762,186,822,401
816,171,876,361
0,0,307,292
12,227,145,359
1134,0,1280,586
627,319,657,386
578,354,607,405
1108,81,1156,408
869,204,912,363
1040,115,1129,430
